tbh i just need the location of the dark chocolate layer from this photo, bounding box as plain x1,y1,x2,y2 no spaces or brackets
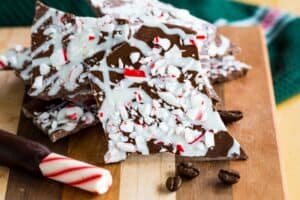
0,129,50,174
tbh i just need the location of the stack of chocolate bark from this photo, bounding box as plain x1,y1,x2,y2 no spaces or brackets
0,1,250,163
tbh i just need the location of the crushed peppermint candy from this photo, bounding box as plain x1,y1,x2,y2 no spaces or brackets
124,68,146,78
66,113,78,120
23,99,98,142
4,2,248,163
88,35,96,40
153,36,171,50
88,18,246,163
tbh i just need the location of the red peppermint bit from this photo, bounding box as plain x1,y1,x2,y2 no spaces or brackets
195,111,203,121
150,63,156,69
153,44,161,49
67,113,77,120
125,102,132,108
0,60,6,69
178,94,183,98
188,132,205,144
174,114,180,124
66,104,75,108
98,112,104,118
88,35,96,41
196,35,206,40
176,144,185,153
152,105,156,111
134,92,142,101
60,16,65,22
68,67,76,81
189,39,196,46
156,141,164,146
154,36,159,43
160,12,164,18
212,63,218,68
63,48,68,62
124,68,146,78
137,94,142,101
85,116,92,124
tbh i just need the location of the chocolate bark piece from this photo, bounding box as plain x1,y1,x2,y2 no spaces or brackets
23,98,98,142
0,46,33,83
88,0,250,83
0,46,96,105
89,0,216,34
0,129,50,174
89,21,247,163
202,55,250,84
28,1,130,100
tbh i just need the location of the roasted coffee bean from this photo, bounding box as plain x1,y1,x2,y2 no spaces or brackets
218,110,243,124
218,169,240,185
177,162,199,179
166,176,182,192
180,161,193,168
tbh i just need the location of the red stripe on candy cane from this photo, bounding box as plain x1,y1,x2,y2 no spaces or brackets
39,153,112,194
44,166,96,178
67,174,103,186
41,155,69,163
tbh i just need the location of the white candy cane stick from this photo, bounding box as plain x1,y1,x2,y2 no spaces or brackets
39,153,112,194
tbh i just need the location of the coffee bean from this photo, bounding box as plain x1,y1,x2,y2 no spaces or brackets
218,110,243,124
218,169,240,185
177,162,199,180
180,161,193,168
166,176,182,192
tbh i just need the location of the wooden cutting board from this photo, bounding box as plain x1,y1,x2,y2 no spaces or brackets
0,26,286,200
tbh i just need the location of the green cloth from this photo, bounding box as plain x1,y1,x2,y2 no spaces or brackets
0,0,299,104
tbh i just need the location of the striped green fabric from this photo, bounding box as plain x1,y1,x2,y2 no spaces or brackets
0,0,299,104
0,0,95,26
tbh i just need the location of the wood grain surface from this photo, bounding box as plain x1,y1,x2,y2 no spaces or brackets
0,28,29,200
0,26,285,199
240,1,300,199
222,27,286,200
